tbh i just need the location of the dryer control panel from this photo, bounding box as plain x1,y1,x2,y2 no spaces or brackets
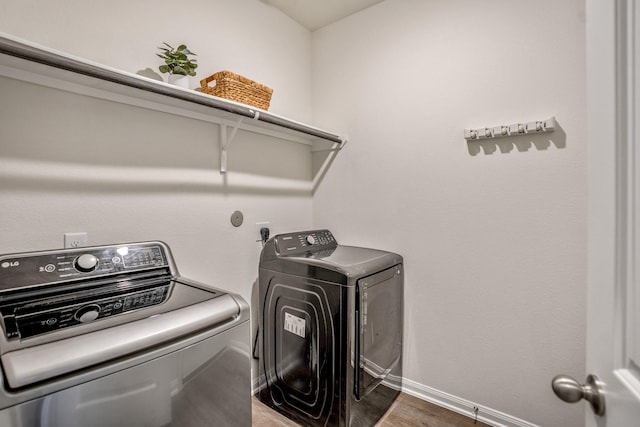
274,230,337,255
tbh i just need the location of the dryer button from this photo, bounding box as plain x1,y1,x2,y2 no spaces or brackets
305,235,316,245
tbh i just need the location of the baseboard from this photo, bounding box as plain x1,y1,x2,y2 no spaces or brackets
253,373,537,427
401,378,539,427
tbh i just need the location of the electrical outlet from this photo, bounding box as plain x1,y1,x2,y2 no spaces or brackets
64,232,88,248
255,222,270,242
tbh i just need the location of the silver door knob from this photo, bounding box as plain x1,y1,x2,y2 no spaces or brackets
551,374,605,416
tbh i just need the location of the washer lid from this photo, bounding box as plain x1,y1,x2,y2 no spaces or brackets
0,277,224,345
1,293,241,389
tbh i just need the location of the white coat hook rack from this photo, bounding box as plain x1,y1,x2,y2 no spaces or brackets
464,116,556,141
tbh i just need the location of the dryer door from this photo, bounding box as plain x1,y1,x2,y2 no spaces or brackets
260,273,341,424
355,264,403,400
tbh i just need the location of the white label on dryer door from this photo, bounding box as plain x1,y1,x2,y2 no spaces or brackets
284,312,306,338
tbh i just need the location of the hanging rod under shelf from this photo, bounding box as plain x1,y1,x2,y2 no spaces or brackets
464,117,556,141
0,33,346,145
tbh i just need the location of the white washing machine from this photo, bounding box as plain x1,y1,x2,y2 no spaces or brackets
257,230,403,426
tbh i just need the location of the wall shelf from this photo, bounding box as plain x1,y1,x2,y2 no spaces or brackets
0,33,346,173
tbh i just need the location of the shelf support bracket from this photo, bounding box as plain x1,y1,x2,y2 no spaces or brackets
311,138,348,153
220,117,243,174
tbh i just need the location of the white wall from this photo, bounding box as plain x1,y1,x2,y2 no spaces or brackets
0,0,314,306
311,1,586,426
0,0,311,122
1,0,587,425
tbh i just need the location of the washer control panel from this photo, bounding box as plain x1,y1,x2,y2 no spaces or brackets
0,242,170,292
275,230,337,255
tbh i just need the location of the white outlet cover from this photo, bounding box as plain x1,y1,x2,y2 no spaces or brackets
64,232,88,248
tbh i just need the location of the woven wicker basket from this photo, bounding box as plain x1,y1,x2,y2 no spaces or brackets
197,71,273,110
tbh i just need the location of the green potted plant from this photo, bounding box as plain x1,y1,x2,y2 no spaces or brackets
156,42,197,87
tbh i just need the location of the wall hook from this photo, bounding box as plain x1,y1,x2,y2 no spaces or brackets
464,117,556,141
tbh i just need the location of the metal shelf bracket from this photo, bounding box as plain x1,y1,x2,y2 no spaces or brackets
219,117,244,174
311,138,349,153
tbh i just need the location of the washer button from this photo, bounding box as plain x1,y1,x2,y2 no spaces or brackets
74,305,101,323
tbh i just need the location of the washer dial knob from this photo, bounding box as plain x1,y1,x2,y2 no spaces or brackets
305,235,316,245
74,304,101,323
75,254,99,272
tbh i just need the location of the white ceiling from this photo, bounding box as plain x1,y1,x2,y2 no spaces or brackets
260,0,385,31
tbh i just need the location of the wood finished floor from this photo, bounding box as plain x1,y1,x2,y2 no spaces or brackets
252,393,490,426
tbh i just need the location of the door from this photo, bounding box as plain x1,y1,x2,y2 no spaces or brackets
583,0,640,424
